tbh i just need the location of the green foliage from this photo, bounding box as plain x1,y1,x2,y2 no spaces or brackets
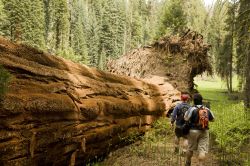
85,1,102,67
0,0,165,68
0,0,7,36
210,101,249,152
216,34,232,80
49,0,70,52
218,0,237,92
184,0,208,37
207,0,228,66
152,117,174,139
0,65,11,99
158,0,187,36
69,0,88,64
2,0,45,48
236,0,250,108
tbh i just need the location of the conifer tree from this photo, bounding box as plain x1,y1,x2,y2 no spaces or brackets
69,0,88,64
207,0,228,72
158,0,187,36
101,0,125,60
0,0,7,36
216,0,237,93
3,0,45,48
129,0,143,49
236,0,250,109
48,0,70,53
184,0,207,37
43,0,50,45
85,0,102,67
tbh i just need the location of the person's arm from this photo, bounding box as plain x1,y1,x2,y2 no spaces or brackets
208,110,215,122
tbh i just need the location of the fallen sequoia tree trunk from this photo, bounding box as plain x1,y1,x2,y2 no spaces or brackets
0,37,181,165
107,30,212,93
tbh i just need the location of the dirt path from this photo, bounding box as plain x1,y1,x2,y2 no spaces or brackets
99,124,220,166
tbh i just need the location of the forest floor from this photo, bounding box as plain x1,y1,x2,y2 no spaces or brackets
99,122,219,166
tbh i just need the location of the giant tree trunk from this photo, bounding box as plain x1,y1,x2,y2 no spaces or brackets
0,37,179,165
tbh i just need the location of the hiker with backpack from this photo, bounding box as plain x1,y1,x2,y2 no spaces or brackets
184,93,215,166
170,92,191,154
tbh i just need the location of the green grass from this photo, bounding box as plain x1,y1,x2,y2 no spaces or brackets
194,75,238,91
195,77,249,165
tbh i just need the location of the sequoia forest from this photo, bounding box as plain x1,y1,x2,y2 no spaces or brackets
0,0,249,165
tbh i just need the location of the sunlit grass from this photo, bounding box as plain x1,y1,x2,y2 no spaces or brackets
194,75,238,91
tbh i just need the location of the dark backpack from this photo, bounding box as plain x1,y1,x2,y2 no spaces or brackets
195,106,209,130
177,104,190,124
176,104,190,136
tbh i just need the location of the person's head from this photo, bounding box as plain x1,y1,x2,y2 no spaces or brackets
193,93,203,105
181,92,190,102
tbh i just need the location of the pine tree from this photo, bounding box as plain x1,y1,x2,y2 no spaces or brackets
207,0,228,78
143,0,161,43
101,0,126,60
129,0,143,49
85,0,102,67
69,0,88,64
236,0,250,109
184,0,208,37
158,0,187,36
0,0,7,36
3,0,45,48
43,0,50,46
47,0,70,54
216,0,237,93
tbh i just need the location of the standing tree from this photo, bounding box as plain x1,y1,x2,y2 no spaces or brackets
128,0,143,49
217,0,238,93
101,0,125,60
207,0,228,66
184,0,208,38
68,0,88,64
0,0,7,36
50,0,70,54
236,0,250,109
85,0,102,67
157,0,187,36
2,0,45,48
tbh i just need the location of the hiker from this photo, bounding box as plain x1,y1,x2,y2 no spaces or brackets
184,93,215,166
170,92,191,153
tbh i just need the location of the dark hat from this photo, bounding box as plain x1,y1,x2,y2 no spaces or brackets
193,93,203,105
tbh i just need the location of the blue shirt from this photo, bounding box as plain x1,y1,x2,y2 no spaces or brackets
171,102,191,126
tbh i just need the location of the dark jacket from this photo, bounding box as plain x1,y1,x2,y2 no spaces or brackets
171,102,191,126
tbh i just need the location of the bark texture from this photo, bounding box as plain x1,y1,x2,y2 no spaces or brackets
0,37,179,165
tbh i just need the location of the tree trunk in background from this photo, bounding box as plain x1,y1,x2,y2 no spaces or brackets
229,25,233,93
236,0,250,110
43,0,50,45
244,44,250,109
